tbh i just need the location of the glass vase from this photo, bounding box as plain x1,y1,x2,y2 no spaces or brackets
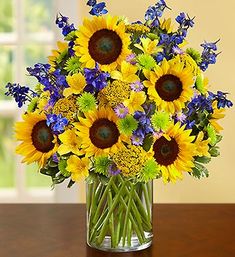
86,174,153,252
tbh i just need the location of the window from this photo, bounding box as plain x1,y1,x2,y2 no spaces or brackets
0,0,82,203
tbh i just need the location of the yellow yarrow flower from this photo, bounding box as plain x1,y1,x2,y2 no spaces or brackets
124,91,146,114
125,24,150,34
64,72,86,97
110,61,139,83
53,96,77,122
112,145,148,177
100,80,131,107
67,155,89,182
58,129,83,156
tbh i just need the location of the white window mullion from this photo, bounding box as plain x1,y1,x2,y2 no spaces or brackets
14,0,26,202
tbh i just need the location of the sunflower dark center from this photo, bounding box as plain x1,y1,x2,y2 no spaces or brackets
153,136,179,166
31,120,55,153
88,29,122,65
155,74,183,101
89,118,120,149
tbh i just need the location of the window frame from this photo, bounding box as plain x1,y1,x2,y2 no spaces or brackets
0,0,81,203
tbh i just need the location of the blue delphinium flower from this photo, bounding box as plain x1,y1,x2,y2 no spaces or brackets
208,91,233,109
145,0,168,21
84,64,110,93
87,0,97,6
133,104,154,139
56,13,76,36
46,114,68,134
176,12,194,28
199,40,220,71
88,2,108,16
27,64,68,106
187,95,214,116
5,83,37,108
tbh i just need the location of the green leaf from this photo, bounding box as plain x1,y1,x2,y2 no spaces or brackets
52,174,66,185
58,159,71,178
67,179,75,188
40,167,59,177
143,134,153,152
209,146,220,157
195,156,211,164
191,162,209,179
48,158,58,168
99,174,109,185
85,171,98,185
147,33,159,40
216,134,223,144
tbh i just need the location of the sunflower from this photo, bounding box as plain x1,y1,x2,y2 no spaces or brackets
143,59,194,114
15,113,58,168
75,107,127,156
74,15,131,72
152,122,196,183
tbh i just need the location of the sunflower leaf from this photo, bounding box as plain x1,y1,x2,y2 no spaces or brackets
195,156,211,164
209,146,220,157
191,162,209,179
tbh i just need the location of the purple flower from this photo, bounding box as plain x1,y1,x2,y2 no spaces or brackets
131,134,144,146
108,163,121,176
126,54,137,65
114,104,129,118
175,112,187,123
52,154,59,163
46,114,68,134
172,46,184,55
84,63,110,93
130,81,144,92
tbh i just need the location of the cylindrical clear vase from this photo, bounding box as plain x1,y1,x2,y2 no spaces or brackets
86,174,153,252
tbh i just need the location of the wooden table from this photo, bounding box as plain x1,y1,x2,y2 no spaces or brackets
0,204,234,257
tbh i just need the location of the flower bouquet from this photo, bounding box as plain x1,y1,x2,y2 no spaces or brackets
5,0,232,252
